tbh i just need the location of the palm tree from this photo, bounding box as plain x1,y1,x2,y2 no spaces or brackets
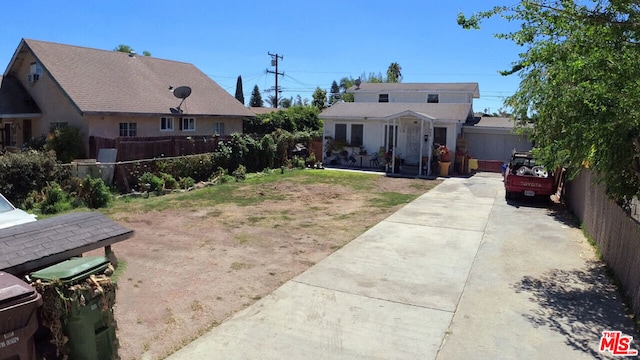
386,62,402,83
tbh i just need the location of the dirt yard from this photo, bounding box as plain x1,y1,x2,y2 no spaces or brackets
99,174,439,360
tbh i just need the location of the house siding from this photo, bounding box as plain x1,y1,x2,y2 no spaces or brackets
353,91,473,104
86,115,243,138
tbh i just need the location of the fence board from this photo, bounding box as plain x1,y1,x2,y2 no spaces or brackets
566,170,640,317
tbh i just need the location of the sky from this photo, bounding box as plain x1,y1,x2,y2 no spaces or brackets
0,1,523,114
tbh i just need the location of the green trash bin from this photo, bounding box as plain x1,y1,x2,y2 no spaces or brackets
30,256,118,360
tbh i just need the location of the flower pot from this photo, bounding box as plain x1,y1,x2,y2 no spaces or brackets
439,161,451,176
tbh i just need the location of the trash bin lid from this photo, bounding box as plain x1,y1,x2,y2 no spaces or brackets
30,256,110,284
0,272,38,309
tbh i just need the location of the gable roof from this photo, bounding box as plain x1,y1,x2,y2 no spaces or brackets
347,82,480,98
5,39,254,117
320,102,473,121
0,76,40,117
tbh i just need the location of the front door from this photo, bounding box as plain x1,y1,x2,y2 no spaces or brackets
405,123,421,164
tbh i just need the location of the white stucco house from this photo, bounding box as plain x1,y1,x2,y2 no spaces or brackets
320,82,479,176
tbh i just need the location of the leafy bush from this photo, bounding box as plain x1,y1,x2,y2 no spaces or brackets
40,182,72,214
45,125,85,163
161,173,178,190
138,172,163,192
232,165,247,181
0,150,68,206
178,176,195,189
80,176,111,209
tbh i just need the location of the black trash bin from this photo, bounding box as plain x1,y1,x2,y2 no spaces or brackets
0,272,42,360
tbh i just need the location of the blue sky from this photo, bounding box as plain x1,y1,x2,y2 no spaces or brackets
0,1,522,114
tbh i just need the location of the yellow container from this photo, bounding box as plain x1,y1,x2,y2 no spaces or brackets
468,159,478,170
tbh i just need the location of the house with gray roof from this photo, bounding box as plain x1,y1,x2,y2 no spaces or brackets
320,82,479,176
0,39,253,158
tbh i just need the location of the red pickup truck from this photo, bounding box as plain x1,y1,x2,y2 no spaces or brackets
503,152,556,200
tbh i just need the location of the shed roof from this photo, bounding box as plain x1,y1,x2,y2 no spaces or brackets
0,212,133,275
5,39,254,117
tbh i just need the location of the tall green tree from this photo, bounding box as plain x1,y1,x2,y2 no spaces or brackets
329,81,341,104
339,77,355,102
235,76,245,105
312,87,327,110
249,85,264,107
386,62,402,82
459,1,640,203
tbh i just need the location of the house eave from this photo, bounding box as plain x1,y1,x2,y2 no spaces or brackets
0,113,41,119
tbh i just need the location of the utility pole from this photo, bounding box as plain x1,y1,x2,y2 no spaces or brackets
266,52,284,108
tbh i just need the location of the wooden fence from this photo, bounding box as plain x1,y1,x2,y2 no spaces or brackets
90,135,226,162
565,170,640,317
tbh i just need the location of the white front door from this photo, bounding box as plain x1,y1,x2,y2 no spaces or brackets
405,123,421,164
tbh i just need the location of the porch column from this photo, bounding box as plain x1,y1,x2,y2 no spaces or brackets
419,119,424,176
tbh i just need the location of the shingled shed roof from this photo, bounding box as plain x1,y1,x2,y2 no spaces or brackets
0,212,133,275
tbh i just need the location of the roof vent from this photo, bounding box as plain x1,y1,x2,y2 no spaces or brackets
129,51,136,58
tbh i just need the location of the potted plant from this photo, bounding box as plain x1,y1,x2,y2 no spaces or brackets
437,145,451,175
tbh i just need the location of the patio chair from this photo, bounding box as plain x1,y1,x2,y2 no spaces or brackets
369,152,380,168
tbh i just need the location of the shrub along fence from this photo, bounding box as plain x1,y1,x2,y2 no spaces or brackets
565,170,640,318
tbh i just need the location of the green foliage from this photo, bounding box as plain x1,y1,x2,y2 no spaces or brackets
386,62,402,83
458,1,640,203
0,150,68,206
80,176,111,209
233,165,247,181
45,125,85,163
161,173,178,190
138,172,163,192
244,106,322,135
235,75,244,105
292,156,306,169
40,182,72,214
156,154,214,182
329,81,341,104
249,85,264,107
312,87,327,110
179,176,195,189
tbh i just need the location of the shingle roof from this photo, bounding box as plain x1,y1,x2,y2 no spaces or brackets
320,102,473,121
347,82,480,98
0,76,41,116
0,212,133,275
250,107,281,115
15,39,254,117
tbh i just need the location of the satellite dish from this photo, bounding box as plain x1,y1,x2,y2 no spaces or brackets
173,86,192,99
354,78,361,89
170,86,192,114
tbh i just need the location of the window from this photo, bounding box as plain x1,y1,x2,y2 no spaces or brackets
160,117,174,131
334,123,363,146
119,122,137,137
427,94,439,103
351,124,363,147
434,127,447,147
378,94,389,103
334,124,347,142
49,122,68,132
214,122,225,136
181,117,195,131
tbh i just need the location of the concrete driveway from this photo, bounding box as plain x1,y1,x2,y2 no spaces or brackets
166,173,637,359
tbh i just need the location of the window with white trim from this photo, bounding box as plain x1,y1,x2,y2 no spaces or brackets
378,94,389,103
214,122,225,136
334,123,363,146
160,117,174,131
181,117,195,131
427,94,439,103
119,122,137,137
